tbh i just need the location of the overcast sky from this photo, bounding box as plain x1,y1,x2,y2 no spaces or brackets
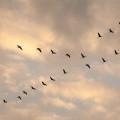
0,0,120,120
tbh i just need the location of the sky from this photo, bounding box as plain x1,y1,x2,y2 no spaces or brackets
0,0,120,120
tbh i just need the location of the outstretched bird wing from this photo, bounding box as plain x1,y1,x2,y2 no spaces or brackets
81,53,86,58
17,96,22,100
98,32,102,37
66,54,70,58
3,99,7,103
37,48,42,53
51,50,56,54
102,58,107,62
50,77,55,81
63,69,68,74
17,45,23,50
86,64,90,69
42,82,47,86
114,50,119,55
109,29,114,33
23,91,27,95
31,86,36,90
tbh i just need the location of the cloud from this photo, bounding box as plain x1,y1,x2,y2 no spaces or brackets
42,78,119,104
42,97,76,110
0,102,64,120
0,0,120,120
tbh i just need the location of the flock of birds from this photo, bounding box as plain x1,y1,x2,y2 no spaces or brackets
2,25,120,103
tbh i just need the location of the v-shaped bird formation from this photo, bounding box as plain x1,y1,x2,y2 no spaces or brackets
2,22,120,103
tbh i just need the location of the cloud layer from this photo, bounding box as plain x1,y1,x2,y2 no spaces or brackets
0,0,120,120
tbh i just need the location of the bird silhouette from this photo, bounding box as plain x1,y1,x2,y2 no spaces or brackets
81,53,86,58
98,32,102,37
109,29,114,33
50,77,55,81
17,96,22,100
63,69,68,74
102,58,107,63
31,86,36,90
3,99,7,103
42,81,47,86
86,64,91,69
37,48,42,53
119,22,120,25
114,50,119,55
66,53,70,58
17,45,23,50
51,49,56,54
23,91,27,95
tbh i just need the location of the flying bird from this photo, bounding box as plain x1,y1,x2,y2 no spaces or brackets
102,58,107,63
37,48,42,53
63,69,68,74
66,53,70,58
3,99,7,103
109,29,114,33
81,53,86,58
114,50,119,55
98,32,102,38
42,81,47,86
86,64,91,69
17,45,23,50
31,86,36,90
51,49,56,54
23,91,27,95
17,96,22,100
50,77,55,81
